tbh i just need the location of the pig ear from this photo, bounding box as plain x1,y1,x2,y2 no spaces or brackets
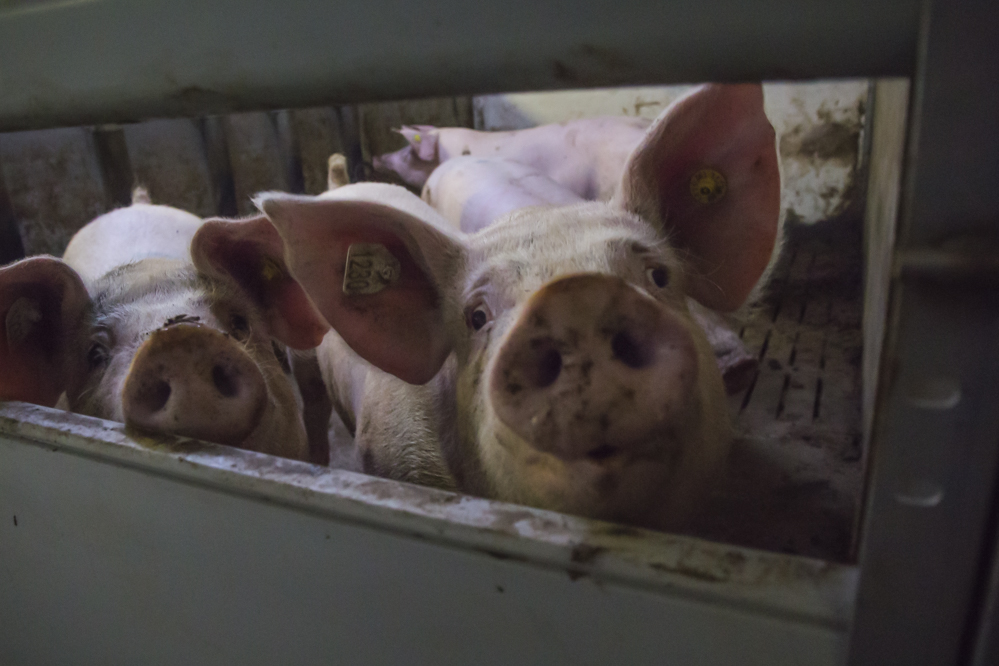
397,125,439,162
0,257,91,407
257,192,464,385
191,216,330,350
613,84,781,311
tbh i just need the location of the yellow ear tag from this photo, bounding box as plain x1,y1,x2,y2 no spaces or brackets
261,257,283,281
690,168,727,204
413,134,421,142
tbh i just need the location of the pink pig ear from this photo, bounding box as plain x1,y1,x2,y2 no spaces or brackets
397,125,439,162
613,84,781,312
257,192,464,385
191,216,330,350
0,257,91,407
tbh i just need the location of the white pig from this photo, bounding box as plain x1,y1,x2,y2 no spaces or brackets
216,84,780,528
0,190,328,460
373,116,650,201
421,156,584,234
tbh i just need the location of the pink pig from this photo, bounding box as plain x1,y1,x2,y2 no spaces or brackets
373,115,651,202
0,190,327,460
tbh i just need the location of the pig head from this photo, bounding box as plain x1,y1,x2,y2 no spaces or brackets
246,83,780,528
0,197,328,461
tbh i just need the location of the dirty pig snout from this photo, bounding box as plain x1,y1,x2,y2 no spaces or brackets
489,274,699,462
122,323,267,446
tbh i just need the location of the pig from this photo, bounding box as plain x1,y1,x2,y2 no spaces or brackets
421,156,585,234
0,189,328,461
219,83,780,529
422,156,759,393
372,116,651,201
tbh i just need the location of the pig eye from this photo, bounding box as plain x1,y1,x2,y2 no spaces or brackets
466,305,491,331
647,266,670,288
229,314,251,341
272,341,292,374
87,342,109,370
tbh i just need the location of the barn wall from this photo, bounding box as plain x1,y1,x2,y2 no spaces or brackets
0,83,866,258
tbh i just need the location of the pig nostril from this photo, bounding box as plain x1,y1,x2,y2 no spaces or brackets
587,444,619,461
212,364,239,398
611,330,651,369
138,380,171,414
533,348,563,388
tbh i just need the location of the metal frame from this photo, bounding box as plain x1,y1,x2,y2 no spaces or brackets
0,0,997,664
1,404,854,665
848,0,999,663
0,0,919,131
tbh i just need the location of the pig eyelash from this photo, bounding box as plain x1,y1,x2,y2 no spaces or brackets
272,341,292,374
229,313,251,342
465,302,492,332
85,328,113,371
646,265,670,288
87,341,109,370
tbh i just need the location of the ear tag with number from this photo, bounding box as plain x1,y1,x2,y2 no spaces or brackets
690,168,727,204
343,243,401,296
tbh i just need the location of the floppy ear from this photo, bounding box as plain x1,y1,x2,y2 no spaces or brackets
397,125,439,162
257,191,465,385
0,257,91,407
613,83,781,311
191,216,330,350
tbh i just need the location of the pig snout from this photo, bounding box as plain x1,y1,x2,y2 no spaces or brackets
122,323,267,446
490,274,698,462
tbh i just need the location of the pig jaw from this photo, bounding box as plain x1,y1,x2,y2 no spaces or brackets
474,334,727,530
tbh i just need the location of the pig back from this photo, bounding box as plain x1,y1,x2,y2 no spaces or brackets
63,204,203,285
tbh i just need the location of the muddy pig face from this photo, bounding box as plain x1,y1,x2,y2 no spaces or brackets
0,228,328,461
259,83,780,527
434,202,726,524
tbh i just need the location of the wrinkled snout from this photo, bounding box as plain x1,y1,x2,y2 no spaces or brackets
490,274,698,462
122,323,267,446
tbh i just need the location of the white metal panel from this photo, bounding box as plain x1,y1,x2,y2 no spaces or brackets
848,0,999,663
0,0,919,131
0,403,855,665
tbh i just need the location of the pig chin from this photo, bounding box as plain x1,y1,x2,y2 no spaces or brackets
483,417,682,525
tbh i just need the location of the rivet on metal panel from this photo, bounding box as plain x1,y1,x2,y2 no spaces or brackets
894,478,945,508
904,376,961,410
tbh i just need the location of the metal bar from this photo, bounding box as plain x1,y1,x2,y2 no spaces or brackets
0,403,856,665
0,161,24,264
847,0,999,664
0,0,919,131
897,240,999,281
971,526,999,665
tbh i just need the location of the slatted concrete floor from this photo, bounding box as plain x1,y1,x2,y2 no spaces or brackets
691,213,864,563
